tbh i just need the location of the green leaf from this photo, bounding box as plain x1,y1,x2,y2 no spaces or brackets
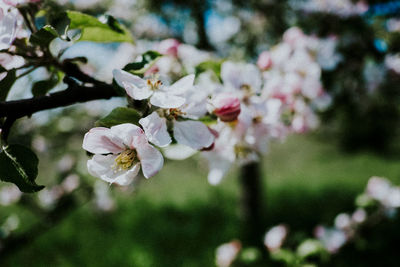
0,69,16,101
95,107,141,128
123,51,162,75
195,60,223,78
0,145,44,193
66,11,134,43
29,25,59,46
31,73,61,97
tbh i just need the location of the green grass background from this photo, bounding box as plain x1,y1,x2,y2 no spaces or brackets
3,134,400,266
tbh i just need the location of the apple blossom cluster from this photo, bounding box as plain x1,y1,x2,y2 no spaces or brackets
82,27,331,186
150,38,212,81
290,0,369,18
201,27,331,185
215,176,400,266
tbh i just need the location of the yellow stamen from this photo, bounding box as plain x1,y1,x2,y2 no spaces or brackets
112,149,137,171
168,108,186,120
147,79,162,91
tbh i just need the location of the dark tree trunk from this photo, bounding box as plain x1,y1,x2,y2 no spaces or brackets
192,6,213,51
239,161,264,247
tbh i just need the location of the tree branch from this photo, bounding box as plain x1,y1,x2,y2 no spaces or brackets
0,77,119,120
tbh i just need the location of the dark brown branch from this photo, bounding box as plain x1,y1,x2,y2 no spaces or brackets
0,77,119,119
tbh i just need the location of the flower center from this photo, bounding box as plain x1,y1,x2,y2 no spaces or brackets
234,144,253,159
167,108,186,120
252,116,263,124
147,79,162,91
240,84,252,92
113,149,137,171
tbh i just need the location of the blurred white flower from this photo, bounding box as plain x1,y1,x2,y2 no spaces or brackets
264,224,288,252
0,185,22,206
351,208,367,224
93,180,115,212
215,240,241,267
61,174,80,193
38,186,64,208
334,213,351,230
314,226,347,253
385,54,400,74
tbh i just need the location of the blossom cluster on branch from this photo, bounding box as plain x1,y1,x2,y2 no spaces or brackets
81,26,331,187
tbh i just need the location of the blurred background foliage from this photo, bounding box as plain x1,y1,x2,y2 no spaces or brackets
2,0,400,266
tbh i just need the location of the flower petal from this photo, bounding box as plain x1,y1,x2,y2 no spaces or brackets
221,61,261,92
87,154,140,186
110,123,146,149
202,150,233,185
112,69,145,88
167,74,195,95
162,144,197,160
150,91,185,108
173,120,214,150
122,81,153,100
136,144,164,178
139,112,171,147
82,127,124,154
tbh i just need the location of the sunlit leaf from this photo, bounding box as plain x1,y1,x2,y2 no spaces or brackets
66,11,134,43
195,60,223,79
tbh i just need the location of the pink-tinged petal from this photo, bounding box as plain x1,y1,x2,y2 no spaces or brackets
0,9,18,50
112,69,145,88
139,112,171,147
257,51,272,70
167,74,195,95
87,154,140,185
122,81,153,100
157,38,180,57
82,127,124,154
173,120,214,150
136,144,164,178
150,91,185,108
110,123,146,149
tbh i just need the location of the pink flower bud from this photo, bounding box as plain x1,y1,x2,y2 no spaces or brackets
257,51,272,70
157,38,180,57
212,93,241,122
